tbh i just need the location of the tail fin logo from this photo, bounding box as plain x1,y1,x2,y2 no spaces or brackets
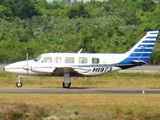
140,46,145,49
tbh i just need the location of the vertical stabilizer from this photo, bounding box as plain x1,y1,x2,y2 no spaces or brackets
120,31,159,64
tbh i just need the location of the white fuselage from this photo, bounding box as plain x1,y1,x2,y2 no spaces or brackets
4,53,128,77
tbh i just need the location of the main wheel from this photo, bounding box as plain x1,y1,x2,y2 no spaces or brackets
16,81,22,88
62,82,71,88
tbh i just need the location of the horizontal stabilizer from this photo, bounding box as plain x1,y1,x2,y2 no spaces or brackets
131,60,147,65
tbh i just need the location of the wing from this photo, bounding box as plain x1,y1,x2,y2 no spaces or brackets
31,65,56,73
52,67,94,76
31,64,76,74
31,63,92,76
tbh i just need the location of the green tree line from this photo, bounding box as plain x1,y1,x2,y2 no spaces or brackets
0,0,160,64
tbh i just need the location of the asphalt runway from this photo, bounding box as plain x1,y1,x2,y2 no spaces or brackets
0,88,160,94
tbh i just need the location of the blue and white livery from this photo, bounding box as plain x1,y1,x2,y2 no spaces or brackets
4,31,159,88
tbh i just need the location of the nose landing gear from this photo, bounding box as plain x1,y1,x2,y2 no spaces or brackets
16,77,22,88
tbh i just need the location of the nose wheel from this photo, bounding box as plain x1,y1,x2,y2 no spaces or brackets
16,78,22,88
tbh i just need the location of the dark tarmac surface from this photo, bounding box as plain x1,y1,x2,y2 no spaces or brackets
0,88,160,94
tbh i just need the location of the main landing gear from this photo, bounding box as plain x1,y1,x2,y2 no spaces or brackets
62,73,71,88
62,82,71,88
62,68,71,88
16,77,22,88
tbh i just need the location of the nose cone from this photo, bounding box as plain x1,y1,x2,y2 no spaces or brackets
4,64,16,73
4,60,35,74
4,62,26,73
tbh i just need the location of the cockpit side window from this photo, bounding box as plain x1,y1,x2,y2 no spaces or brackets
34,56,42,62
41,57,52,63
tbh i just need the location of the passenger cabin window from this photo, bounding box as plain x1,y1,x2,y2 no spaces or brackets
54,57,61,63
79,57,87,63
92,58,99,64
65,57,74,63
41,57,52,63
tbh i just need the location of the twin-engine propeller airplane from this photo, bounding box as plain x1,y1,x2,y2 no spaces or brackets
3,31,159,88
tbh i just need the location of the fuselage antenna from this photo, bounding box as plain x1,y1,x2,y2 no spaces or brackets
78,48,83,54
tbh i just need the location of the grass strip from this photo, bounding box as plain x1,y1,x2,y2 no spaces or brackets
0,94,160,120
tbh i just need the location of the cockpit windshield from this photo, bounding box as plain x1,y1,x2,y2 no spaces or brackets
34,56,42,62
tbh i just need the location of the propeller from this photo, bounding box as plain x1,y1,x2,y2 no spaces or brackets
22,53,30,76
26,53,29,76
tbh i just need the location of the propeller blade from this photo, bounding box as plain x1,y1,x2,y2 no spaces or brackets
26,53,29,76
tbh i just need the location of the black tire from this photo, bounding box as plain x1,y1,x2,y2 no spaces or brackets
16,82,22,88
62,82,71,88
